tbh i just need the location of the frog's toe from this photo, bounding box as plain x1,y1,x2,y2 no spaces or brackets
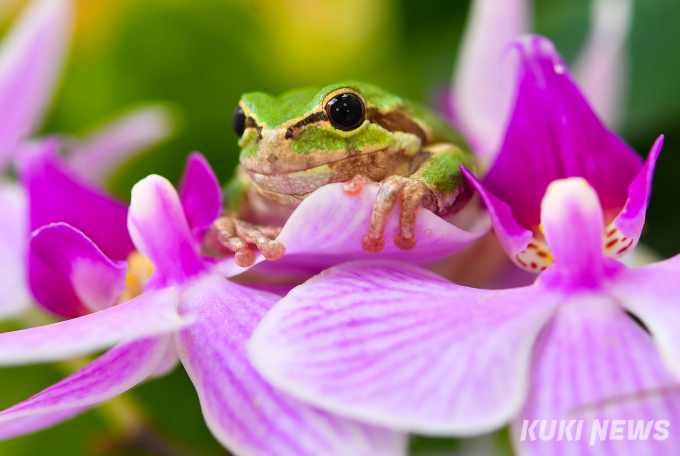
362,176,434,254
211,215,285,266
395,179,432,251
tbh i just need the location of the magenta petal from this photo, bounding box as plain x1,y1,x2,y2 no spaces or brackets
0,287,185,365
610,255,680,382
179,153,222,238
29,223,126,317
483,35,643,231
512,293,680,455
0,336,169,440
461,166,532,258
0,0,72,164
0,182,30,319
177,275,406,456
216,182,488,277
613,135,663,242
65,105,173,183
19,140,134,261
128,175,205,288
250,261,558,435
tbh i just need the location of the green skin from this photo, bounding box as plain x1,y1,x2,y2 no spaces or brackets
225,81,475,228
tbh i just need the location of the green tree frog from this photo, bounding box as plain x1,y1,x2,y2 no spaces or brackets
212,82,475,266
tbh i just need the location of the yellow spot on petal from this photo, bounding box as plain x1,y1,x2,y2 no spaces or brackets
118,252,154,303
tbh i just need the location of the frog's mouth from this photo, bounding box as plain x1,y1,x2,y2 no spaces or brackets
244,148,397,197
247,161,355,197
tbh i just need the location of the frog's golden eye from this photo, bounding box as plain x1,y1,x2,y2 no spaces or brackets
232,106,246,137
325,93,365,131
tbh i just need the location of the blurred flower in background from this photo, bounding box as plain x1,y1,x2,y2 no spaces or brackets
0,0,171,321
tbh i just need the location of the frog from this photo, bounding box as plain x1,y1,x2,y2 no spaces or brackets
210,81,475,267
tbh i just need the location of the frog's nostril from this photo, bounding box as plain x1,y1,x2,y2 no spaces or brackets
232,106,246,137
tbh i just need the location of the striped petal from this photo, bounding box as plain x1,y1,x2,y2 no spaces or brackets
0,287,184,366
0,182,30,320
0,407,87,440
512,293,680,455
0,336,169,440
29,223,127,317
610,254,680,382
0,0,72,165
177,274,407,456
64,105,173,184
249,261,558,435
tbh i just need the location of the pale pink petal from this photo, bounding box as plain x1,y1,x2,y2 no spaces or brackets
0,287,185,365
612,135,663,245
178,152,222,239
0,407,87,440
177,274,407,456
215,182,488,277
0,336,169,440
64,105,173,183
128,175,205,288
461,166,532,259
511,293,680,455
150,334,180,378
610,254,680,382
0,0,72,164
0,181,30,319
29,223,127,316
539,178,605,284
249,261,558,435
452,0,530,161
573,0,633,130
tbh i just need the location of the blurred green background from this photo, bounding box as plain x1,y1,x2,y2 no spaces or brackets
0,0,679,454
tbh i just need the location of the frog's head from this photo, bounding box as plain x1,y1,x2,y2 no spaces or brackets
231,82,429,197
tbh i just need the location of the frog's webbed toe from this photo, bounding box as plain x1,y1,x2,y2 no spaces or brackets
361,175,436,254
211,215,285,267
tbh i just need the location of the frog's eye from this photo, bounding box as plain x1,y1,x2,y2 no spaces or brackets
325,93,365,131
232,106,247,137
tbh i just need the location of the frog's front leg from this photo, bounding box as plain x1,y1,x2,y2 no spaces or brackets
360,144,474,253
208,167,286,267
211,215,285,267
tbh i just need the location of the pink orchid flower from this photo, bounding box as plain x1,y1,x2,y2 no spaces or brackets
0,153,407,456
249,177,680,456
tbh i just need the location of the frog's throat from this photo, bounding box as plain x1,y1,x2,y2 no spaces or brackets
245,147,412,202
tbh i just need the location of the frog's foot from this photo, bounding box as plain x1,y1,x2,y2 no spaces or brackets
212,216,285,267
361,175,435,254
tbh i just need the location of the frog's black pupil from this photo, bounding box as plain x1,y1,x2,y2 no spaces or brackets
326,93,364,130
232,106,246,137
